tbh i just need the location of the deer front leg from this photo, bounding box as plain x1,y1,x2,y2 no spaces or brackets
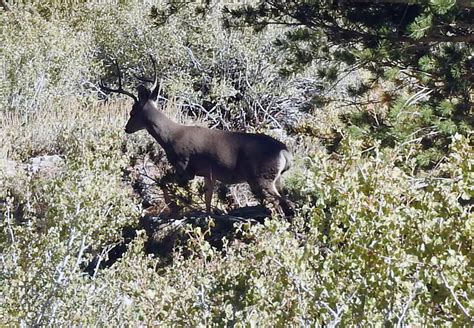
157,170,181,215
173,158,195,187
204,176,215,213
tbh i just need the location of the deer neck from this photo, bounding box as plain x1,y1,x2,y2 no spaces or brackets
144,108,179,148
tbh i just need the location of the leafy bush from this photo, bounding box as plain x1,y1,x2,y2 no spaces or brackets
0,9,92,113
1,1,315,131
2,115,471,325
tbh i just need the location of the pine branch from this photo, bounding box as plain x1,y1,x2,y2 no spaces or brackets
229,2,474,44
347,0,474,8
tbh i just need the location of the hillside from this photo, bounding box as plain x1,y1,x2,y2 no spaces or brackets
0,1,472,326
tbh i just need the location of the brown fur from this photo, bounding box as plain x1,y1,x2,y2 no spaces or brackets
102,62,293,216
129,101,293,216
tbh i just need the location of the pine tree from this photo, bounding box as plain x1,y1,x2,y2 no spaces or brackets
224,0,473,167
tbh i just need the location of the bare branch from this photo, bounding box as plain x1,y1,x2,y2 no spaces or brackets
439,271,473,321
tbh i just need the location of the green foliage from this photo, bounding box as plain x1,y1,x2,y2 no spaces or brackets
148,2,298,129
1,1,473,326
0,9,93,113
409,12,433,39
224,0,474,166
3,130,471,325
1,1,303,130
0,101,140,325
287,135,473,325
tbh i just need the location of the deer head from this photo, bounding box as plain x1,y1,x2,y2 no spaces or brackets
100,56,161,134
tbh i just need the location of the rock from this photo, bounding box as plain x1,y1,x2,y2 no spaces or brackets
27,155,64,177
1,155,64,179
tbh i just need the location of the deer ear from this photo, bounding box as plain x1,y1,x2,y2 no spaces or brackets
137,85,150,102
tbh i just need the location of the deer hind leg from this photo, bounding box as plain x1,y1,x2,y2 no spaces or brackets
204,176,215,213
273,176,295,217
250,178,294,218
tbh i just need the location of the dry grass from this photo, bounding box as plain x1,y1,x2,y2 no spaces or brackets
0,99,131,162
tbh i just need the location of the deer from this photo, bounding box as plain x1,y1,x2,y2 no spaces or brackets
100,57,294,218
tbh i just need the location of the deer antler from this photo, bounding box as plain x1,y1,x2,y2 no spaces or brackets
148,56,162,100
134,55,158,85
131,55,163,100
100,59,138,103
148,55,158,90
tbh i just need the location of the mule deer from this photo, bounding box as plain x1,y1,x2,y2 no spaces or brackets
100,57,293,217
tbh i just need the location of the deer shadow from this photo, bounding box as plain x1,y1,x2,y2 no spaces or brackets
82,204,271,276
83,155,292,276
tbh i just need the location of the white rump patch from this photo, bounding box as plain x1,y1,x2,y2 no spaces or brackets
277,151,287,177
